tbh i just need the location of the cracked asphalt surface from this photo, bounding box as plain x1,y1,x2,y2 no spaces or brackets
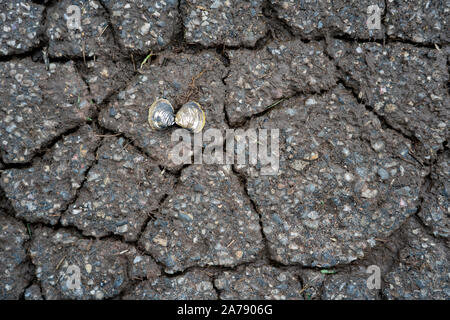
0,0,449,300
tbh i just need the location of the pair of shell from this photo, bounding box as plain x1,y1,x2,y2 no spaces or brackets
148,98,206,133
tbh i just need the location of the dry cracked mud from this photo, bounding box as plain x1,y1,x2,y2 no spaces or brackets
0,0,448,300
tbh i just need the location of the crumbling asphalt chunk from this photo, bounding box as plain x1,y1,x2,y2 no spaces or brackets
0,0,45,56
236,85,423,267
46,0,115,58
269,0,385,40
139,165,263,273
61,137,176,241
1,126,100,225
327,39,449,162
419,150,449,238
383,218,449,299
385,0,449,44
215,265,303,300
123,271,217,300
0,59,96,164
225,40,337,126
100,0,178,55
99,52,227,169
0,214,33,299
29,227,159,300
182,0,267,47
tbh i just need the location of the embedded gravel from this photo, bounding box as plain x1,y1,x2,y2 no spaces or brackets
0,0,45,56
182,0,267,47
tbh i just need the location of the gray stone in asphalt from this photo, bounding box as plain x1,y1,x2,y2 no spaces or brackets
101,0,179,55
270,0,385,40
385,0,449,44
29,227,160,299
215,265,303,299
46,0,115,58
327,39,449,162
0,0,45,56
419,151,449,238
383,218,449,299
0,214,33,299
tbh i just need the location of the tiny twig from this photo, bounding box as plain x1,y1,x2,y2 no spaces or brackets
56,256,66,270
265,98,285,110
140,51,154,69
99,24,109,37
131,54,136,71
95,133,121,138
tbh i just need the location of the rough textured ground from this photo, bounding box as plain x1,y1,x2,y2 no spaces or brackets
0,0,448,300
